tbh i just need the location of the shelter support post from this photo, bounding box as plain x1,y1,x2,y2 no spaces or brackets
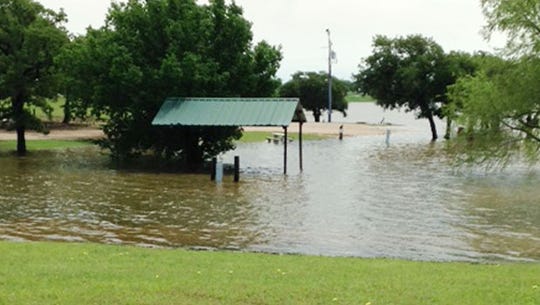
211,157,217,181
234,156,240,182
299,122,303,171
283,126,288,175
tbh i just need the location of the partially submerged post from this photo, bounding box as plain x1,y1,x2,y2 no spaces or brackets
299,121,303,171
234,156,240,182
210,157,217,181
215,158,223,183
283,126,288,175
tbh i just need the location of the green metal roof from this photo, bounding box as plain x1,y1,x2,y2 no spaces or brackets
152,97,306,127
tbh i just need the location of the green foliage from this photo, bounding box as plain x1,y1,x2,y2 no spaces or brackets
447,56,540,165
481,0,540,55
437,51,481,138
355,35,456,140
444,1,540,165
1,241,539,305
54,37,99,123
61,0,282,167
279,71,348,122
444,52,504,119
0,0,69,154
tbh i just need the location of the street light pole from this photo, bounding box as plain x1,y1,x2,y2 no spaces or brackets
326,28,333,123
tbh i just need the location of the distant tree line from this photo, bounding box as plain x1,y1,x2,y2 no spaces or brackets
0,0,352,165
279,71,349,122
355,0,540,165
1,0,537,166
1,0,283,167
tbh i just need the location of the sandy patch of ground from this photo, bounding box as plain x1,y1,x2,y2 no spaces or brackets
244,122,399,138
0,122,400,141
0,127,104,141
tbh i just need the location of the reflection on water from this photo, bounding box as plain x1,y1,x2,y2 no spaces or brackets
223,135,540,262
0,104,539,262
0,150,261,249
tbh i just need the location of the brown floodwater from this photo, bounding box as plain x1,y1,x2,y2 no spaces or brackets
0,104,539,262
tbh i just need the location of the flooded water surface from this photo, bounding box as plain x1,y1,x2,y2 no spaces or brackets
0,103,539,262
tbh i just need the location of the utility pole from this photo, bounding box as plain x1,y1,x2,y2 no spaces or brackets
326,28,333,123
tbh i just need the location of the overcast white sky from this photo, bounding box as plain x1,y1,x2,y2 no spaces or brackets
38,0,505,81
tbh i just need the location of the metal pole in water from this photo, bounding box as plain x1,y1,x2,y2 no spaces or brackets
299,122,303,172
210,157,217,181
385,129,391,147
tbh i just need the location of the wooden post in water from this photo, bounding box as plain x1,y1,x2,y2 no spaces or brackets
210,157,217,181
299,122,303,172
283,126,288,175
234,156,240,182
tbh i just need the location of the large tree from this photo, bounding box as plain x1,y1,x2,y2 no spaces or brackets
279,71,348,122
0,0,68,155
448,55,540,164
445,0,540,164
62,0,282,167
355,35,454,141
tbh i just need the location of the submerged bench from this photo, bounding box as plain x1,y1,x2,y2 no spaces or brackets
266,132,293,144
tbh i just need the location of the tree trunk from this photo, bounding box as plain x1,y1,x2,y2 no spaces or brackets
427,113,438,141
62,95,71,124
444,117,452,140
16,126,26,155
12,94,27,156
313,109,321,122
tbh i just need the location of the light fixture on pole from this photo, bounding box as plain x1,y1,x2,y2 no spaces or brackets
326,28,334,123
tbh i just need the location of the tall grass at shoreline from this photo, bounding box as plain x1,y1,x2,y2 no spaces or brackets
0,242,538,305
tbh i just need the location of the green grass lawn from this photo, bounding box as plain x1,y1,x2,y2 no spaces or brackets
0,242,538,305
345,93,375,103
0,131,321,152
0,140,94,151
27,96,104,123
25,97,66,122
239,131,329,143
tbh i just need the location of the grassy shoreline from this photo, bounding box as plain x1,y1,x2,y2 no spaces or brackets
0,131,327,152
239,131,329,143
0,241,538,305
